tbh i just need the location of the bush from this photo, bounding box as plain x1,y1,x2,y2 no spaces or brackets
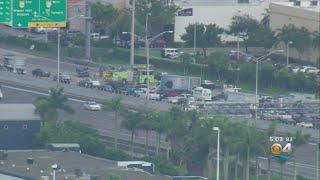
93,39,115,48
114,48,204,76
143,156,188,176
104,148,131,161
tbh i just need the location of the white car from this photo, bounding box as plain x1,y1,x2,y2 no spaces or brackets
83,101,102,111
305,67,320,74
296,122,313,128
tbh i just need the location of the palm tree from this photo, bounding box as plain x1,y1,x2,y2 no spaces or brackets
265,121,277,180
260,8,270,28
167,107,189,149
234,125,264,180
103,97,123,149
34,87,74,123
140,111,155,156
121,110,142,158
290,130,310,180
153,111,170,155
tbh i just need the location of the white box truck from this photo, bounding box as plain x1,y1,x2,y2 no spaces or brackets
3,54,26,74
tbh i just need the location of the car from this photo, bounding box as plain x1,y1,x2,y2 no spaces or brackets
32,68,51,77
305,67,320,74
78,79,93,88
296,122,313,128
160,48,181,59
101,84,115,92
53,73,71,84
76,67,90,77
83,101,102,111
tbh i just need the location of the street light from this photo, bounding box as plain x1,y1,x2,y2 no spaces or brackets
213,127,220,180
145,30,173,101
130,0,136,65
253,49,284,127
56,15,91,85
286,41,293,67
51,164,59,180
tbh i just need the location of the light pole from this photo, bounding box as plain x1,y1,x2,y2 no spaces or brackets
56,15,88,85
57,28,61,85
253,49,284,127
286,41,293,67
51,164,58,180
193,23,196,64
85,1,91,60
67,3,92,60
213,127,220,180
130,0,136,65
145,13,151,101
145,30,173,100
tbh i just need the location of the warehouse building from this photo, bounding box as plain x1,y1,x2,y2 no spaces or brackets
0,104,40,150
270,0,320,62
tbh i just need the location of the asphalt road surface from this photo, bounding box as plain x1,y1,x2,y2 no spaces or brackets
0,85,171,154
0,85,319,179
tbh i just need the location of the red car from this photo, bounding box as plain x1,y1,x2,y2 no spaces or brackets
149,39,166,48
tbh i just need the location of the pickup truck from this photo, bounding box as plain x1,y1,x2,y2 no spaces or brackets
53,73,71,84
135,89,161,100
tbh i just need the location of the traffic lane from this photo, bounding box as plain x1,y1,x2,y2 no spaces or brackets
0,48,98,73
0,85,317,170
0,71,171,111
0,85,169,148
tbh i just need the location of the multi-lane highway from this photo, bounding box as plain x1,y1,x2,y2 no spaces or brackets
0,84,171,155
0,84,319,179
0,47,319,179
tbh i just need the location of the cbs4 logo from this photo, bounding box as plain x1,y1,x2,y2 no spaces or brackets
270,143,292,155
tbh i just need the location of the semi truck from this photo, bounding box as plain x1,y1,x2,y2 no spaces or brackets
2,54,26,74
160,75,201,91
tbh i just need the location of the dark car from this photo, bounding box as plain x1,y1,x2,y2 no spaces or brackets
76,67,89,77
32,68,50,77
78,78,93,88
101,84,114,92
53,73,71,84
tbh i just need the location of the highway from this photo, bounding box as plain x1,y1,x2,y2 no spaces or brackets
0,84,171,156
0,47,319,178
0,84,319,179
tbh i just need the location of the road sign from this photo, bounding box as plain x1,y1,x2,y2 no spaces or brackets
28,21,66,28
0,0,11,23
11,0,66,28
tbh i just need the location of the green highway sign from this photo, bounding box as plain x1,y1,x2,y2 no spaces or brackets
40,0,66,22
0,0,11,23
11,0,66,28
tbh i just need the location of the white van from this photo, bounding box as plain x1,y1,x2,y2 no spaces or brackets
192,87,212,101
161,48,181,59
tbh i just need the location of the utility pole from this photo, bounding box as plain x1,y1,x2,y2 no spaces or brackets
85,1,91,60
193,23,196,64
130,0,135,65
57,28,61,85
145,13,150,102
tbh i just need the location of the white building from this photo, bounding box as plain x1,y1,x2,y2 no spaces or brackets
174,1,283,42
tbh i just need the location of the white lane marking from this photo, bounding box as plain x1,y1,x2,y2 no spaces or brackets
2,85,85,103
258,156,317,169
308,142,318,146
1,84,171,148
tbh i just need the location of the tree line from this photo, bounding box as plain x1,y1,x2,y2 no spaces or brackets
34,87,311,179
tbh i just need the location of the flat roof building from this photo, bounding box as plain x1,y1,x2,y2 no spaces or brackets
270,1,320,32
174,2,270,42
270,0,320,62
0,104,40,150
